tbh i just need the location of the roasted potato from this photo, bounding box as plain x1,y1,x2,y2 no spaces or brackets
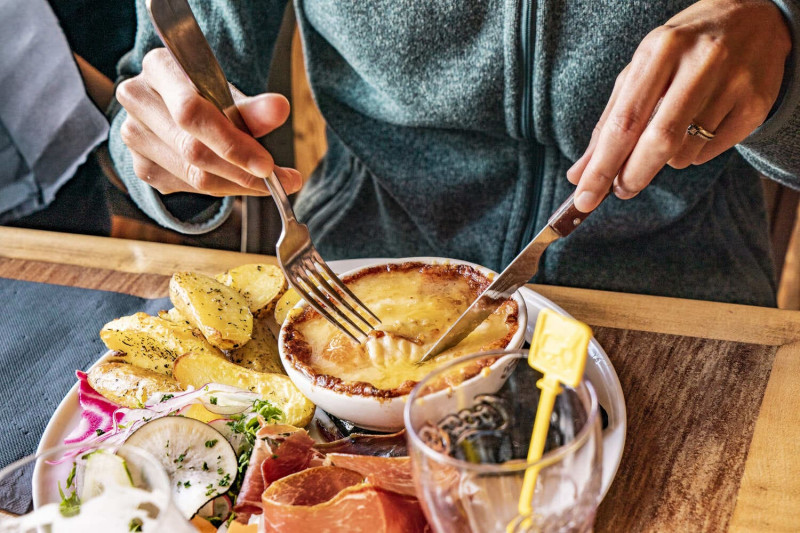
169,272,253,350
227,317,285,374
173,351,315,427
215,264,287,318
273,288,301,330
87,362,182,408
100,312,223,375
158,307,190,325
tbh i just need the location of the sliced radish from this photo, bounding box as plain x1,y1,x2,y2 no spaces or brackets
121,417,238,519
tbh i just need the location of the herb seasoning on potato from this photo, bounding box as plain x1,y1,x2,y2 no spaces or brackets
169,272,253,350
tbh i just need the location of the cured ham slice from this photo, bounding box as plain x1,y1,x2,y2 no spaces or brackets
234,425,319,518
260,466,429,533
314,429,408,457
324,454,416,497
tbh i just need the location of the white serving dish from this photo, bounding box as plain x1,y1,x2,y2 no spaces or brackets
277,257,528,431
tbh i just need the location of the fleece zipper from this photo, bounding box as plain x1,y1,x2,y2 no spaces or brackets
518,0,545,251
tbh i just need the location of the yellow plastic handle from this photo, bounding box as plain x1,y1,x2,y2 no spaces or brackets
515,309,592,525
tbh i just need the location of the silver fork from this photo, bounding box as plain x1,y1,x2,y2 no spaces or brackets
147,0,380,341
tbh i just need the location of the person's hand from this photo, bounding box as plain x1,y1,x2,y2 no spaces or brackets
566,0,792,212
117,48,303,197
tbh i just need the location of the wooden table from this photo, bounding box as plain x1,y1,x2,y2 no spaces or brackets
2,226,799,532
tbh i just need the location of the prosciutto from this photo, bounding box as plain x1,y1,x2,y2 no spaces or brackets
235,423,430,532
234,425,320,518
260,466,429,533
324,454,416,497
314,430,408,457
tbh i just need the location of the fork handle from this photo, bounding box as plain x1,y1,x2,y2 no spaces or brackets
261,172,296,224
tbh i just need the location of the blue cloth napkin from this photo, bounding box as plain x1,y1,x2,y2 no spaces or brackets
0,278,169,469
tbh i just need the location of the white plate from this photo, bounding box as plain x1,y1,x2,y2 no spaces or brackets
36,258,626,505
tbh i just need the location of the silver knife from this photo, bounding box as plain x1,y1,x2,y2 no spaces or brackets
418,190,608,363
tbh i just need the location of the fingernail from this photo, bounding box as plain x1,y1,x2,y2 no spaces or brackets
247,156,273,178
566,165,577,181
286,169,303,193
575,191,598,212
613,184,637,200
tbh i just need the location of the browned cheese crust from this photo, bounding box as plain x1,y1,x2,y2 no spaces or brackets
281,262,519,399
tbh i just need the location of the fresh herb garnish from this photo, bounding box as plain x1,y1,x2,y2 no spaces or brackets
58,463,81,517
160,394,174,403
224,399,283,508
95,429,105,436
204,439,218,448
58,484,81,517
129,518,143,532
209,396,218,405
66,462,77,488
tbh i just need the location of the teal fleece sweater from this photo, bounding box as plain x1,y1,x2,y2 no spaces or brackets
110,0,800,307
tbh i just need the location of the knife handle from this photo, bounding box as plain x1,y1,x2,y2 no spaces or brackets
548,190,610,237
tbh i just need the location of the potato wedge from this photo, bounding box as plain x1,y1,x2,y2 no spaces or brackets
87,362,182,408
169,272,253,350
227,317,285,374
215,264,287,318
100,312,223,375
158,307,190,325
173,351,315,427
273,288,301,328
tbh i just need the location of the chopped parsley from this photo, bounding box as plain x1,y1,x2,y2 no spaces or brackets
129,518,143,532
209,396,218,405
205,439,218,448
218,473,231,487
224,399,284,509
95,429,105,436
202,462,209,471
160,394,175,403
58,463,81,518
205,483,216,497
65,462,77,488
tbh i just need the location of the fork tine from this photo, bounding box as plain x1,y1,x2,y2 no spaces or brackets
306,261,374,331
298,265,372,339
313,256,382,325
294,268,371,342
290,275,363,343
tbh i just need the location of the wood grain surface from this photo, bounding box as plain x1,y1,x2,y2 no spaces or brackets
3,228,800,531
594,328,777,532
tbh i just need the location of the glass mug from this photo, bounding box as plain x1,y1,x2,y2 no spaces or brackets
0,443,195,532
405,349,603,533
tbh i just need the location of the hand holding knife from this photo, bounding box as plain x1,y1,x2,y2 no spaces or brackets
418,190,609,363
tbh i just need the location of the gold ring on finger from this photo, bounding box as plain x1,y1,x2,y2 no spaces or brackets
687,122,715,141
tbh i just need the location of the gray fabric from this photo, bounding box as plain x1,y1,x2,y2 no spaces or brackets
738,0,800,188
109,0,800,306
0,279,169,470
0,0,108,223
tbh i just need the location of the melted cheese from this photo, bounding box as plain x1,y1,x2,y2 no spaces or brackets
291,266,517,391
